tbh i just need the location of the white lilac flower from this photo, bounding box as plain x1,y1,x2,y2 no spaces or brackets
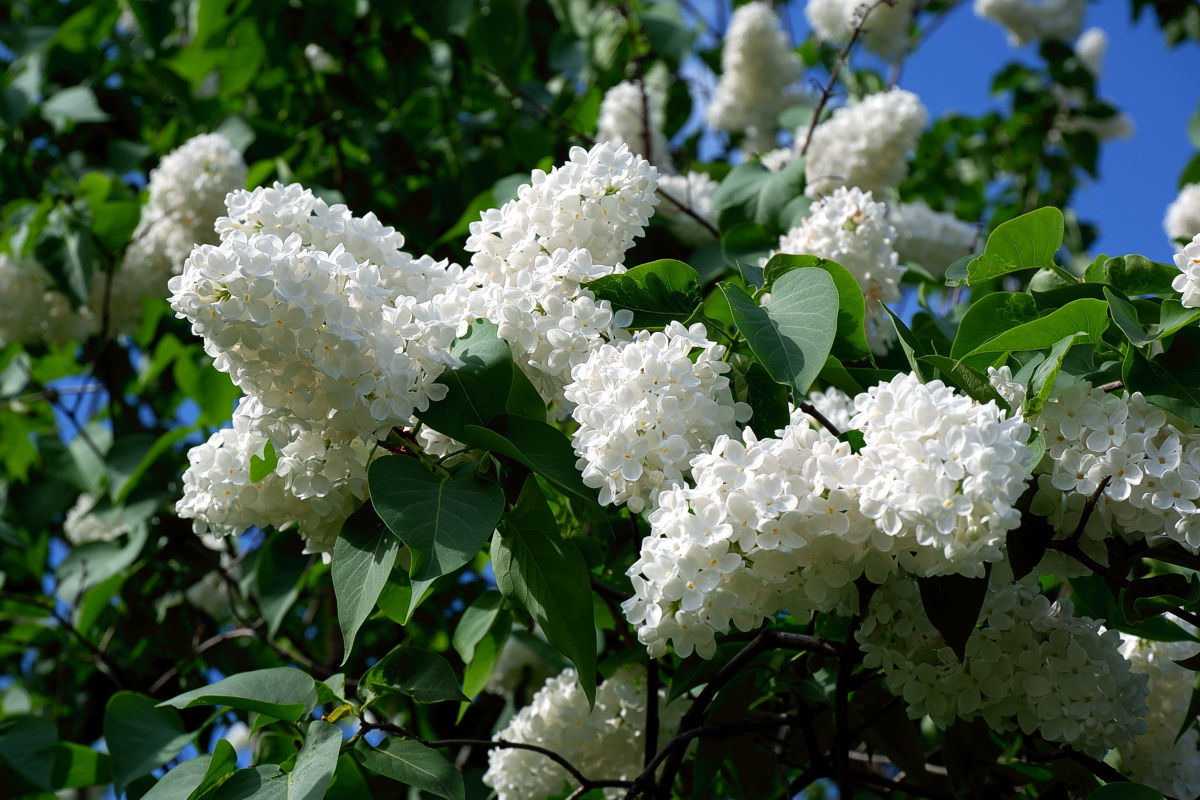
1023,376,1200,560
1174,233,1200,307
93,133,246,333
597,80,673,172
974,0,1087,46
175,399,367,552
889,200,978,276
482,665,684,800
805,88,928,198
806,386,856,434
851,372,1032,576
772,186,903,353
858,575,1149,756
462,142,658,406
623,411,881,659
565,321,749,513
655,171,719,244
707,3,806,154
1118,635,1200,798
1167,184,1200,245
0,253,97,346
805,0,919,60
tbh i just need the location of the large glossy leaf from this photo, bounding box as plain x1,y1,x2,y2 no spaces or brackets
160,668,317,723
453,590,504,663
585,259,702,328
50,742,112,790
1123,337,1200,426
946,208,1063,286
417,320,513,441
918,571,990,662
764,254,869,360
491,480,596,705
104,692,192,793
368,457,504,620
950,292,1039,361
722,267,838,397
363,645,467,704
962,298,1109,361
353,739,464,800
1084,253,1180,295
460,415,595,504
0,715,57,790
141,756,214,800
332,505,401,663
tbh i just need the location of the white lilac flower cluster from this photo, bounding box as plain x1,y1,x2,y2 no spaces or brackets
805,88,928,198
1074,27,1107,78
462,142,658,406
772,186,903,354
973,0,1086,46
482,665,684,800
170,183,468,549
96,133,246,333
564,321,750,514
655,171,719,244
597,80,673,173
852,373,1032,576
1175,232,1200,308
889,200,978,276
805,0,919,60
176,399,370,553
1118,635,1200,797
0,253,98,346
805,386,856,434
622,373,1032,658
706,3,806,154
1167,184,1200,245
1022,376,1200,558
858,575,1149,755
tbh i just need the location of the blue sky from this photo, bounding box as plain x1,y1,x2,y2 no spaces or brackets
691,0,1200,259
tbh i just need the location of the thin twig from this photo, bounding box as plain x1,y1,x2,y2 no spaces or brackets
798,400,843,438
799,0,896,158
834,615,862,800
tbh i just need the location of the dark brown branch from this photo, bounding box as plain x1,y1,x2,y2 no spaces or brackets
798,400,843,438
834,615,862,800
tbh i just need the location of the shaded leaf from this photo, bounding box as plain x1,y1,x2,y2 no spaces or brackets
332,505,401,663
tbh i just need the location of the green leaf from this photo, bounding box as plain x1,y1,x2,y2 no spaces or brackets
917,355,1009,412
460,415,596,504
743,360,791,438
107,427,200,503
881,305,927,380
417,320,514,441
1084,254,1180,295
56,522,148,602
764,254,870,361
1085,784,1164,800
363,645,467,704
713,158,806,231
722,267,838,397
585,259,701,328
41,85,109,131
962,298,1109,360
50,742,111,789
141,756,213,800
353,739,464,800
948,208,1064,286
333,505,401,663
186,740,238,800
491,480,596,705
461,622,510,701
950,292,1039,361
453,590,504,662
0,715,56,790
105,692,193,793
1023,334,1082,416
1123,342,1200,426
160,668,318,723
368,457,504,620
918,570,991,662
284,721,343,800
249,441,277,483
255,529,309,638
